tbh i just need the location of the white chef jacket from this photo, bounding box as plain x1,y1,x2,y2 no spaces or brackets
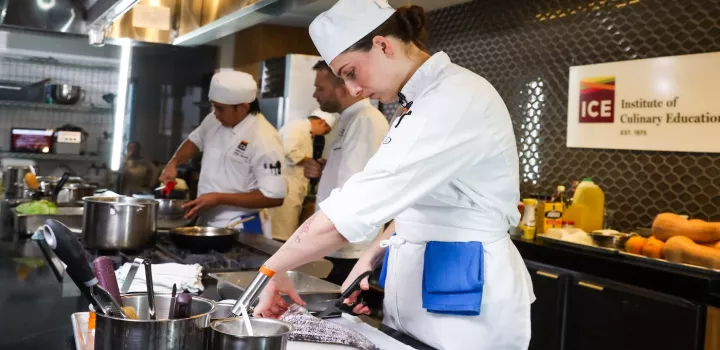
316,98,388,258
319,51,522,244
188,112,287,227
319,51,534,349
269,119,312,240
316,99,389,204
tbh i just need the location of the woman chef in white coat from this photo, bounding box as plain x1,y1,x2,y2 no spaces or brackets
251,1,535,349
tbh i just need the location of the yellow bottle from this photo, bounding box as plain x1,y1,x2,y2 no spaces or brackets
570,178,605,232
521,198,538,240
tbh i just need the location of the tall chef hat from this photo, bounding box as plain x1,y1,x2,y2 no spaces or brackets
309,109,337,128
309,0,396,64
208,71,258,105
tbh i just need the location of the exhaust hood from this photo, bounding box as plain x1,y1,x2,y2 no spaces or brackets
171,0,474,46
0,0,473,47
172,0,322,46
0,0,140,45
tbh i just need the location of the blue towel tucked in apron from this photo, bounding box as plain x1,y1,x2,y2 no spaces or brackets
422,241,484,316
239,213,263,235
378,235,484,316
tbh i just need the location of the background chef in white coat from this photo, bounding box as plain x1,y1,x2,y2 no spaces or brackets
249,1,535,349
270,109,336,241
305,60,389,284
159,71,287,234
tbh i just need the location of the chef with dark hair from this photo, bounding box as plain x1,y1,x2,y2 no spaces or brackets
159,71,287,235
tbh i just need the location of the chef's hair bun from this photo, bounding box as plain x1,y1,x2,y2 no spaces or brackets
395,6,428,45
346,5,430,53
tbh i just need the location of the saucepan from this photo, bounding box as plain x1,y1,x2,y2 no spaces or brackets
169,216,255,251
209,317,294,350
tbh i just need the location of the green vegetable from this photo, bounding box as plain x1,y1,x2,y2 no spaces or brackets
16,200,58,215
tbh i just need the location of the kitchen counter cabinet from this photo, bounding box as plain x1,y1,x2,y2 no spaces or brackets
564,273,704,350
526,261,569,350
516,236,715,350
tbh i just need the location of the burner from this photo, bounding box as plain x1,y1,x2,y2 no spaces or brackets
66,232,270,274
154,234,268,273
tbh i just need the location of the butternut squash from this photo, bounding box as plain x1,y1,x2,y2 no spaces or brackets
663,236,720,270
702,241,720,249
625,236,647,255
651,213,720,243
642,236,665,259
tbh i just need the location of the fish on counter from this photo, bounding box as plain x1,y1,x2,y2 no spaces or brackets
280,304,379,350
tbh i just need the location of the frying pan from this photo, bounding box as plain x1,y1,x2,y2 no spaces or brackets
169,216,255,251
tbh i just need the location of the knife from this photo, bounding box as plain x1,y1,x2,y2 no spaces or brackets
316,270,373,319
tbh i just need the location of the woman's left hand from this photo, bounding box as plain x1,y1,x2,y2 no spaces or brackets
253,272,306,319
182,193,221,218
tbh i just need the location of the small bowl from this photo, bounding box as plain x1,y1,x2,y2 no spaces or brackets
590,231,636,249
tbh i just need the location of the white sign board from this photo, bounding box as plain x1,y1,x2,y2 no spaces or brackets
567,52,720,153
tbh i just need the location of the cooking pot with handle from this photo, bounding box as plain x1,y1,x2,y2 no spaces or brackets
82,196,158,249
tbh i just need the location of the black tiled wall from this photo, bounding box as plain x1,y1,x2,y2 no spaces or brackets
417,0,720,230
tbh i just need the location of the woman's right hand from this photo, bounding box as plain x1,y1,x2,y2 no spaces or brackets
253,272,306,319
159,163,177,184
304,158,327,179
341,259,373,316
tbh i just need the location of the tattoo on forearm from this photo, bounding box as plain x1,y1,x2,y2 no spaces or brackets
295,215,315,243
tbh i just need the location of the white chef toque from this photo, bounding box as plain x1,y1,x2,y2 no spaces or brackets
208,71,258,105
309,109,338,128
309,0,396,64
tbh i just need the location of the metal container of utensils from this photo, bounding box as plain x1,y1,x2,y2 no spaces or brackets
90,294,217,350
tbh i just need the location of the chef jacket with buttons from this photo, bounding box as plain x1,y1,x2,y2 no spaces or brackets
319,52,522,244
316,99,388,259
188,112,287,227
316,99,389,204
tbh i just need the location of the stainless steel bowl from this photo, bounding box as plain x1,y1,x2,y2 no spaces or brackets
157,199,191,229
210,317,294,350
590,231,636,248
50,84,84,105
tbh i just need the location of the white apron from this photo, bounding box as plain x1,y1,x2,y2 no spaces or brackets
381,224,534,350
269,176,308,240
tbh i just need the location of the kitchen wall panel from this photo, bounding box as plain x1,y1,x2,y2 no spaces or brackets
420,0,720,230
233,24,318,81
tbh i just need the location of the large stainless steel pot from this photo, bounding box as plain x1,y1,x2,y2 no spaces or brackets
157,199,192,229
82,196,158,249
92,294,217,350
210,318,294,350
2,165,32,198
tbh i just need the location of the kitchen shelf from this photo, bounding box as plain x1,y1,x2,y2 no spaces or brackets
0,100,113,113
0,55,119,71
0,152,107,162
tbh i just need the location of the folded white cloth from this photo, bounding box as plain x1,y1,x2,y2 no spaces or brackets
115,262,204,294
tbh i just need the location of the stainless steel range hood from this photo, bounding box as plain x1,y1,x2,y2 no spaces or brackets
172,0,321,46
0,0,140,45
171,0,475,46
0,0,473,47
